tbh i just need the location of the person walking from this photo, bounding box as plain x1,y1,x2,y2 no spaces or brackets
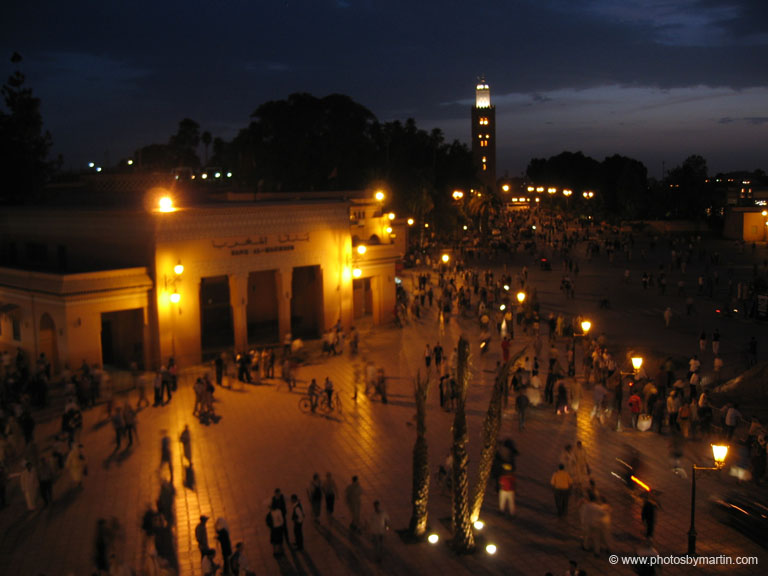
345,475,363,532
308,473,323,521
110,406,125,452
641,494,658,538
370,500,390,563
498,463,516,517
215,517,233,575
551,463,573,517
663,307,672,328
37,455,54,506
424,344,432,371
180,425,192,465
712,328,721,355
290,494,305,550
160,431,173,482
515,389,530,431
123,404,138,447
66,443,87,488
323,472,338,518
266,501,286,557
195,515,212,558
20,460,39,510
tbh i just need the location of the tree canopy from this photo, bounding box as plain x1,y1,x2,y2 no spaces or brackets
0,53,54,203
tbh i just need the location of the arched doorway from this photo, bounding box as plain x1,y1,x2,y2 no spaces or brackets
39,313,59,375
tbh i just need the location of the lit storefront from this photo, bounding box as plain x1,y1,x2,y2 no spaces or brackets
0,191,401,372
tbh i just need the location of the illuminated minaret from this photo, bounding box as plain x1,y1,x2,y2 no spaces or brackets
471,76,496,188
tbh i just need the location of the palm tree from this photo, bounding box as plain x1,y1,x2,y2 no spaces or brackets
466,187,500,235
470,346,528,523
408,370,431,538
451,337,475,553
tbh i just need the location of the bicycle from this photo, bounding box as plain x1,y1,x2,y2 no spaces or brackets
320,391,343,415
298,391,342,416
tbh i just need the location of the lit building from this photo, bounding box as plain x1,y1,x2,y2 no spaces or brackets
0,182,402,372
471,77,496,188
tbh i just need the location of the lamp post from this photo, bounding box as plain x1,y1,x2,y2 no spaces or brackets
688,444,729,556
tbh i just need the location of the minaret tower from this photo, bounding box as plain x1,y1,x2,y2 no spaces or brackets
471,76,496,188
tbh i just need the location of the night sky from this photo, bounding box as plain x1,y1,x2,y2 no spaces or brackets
3,0,767,178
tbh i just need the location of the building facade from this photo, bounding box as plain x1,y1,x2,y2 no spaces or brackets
0,190,402,373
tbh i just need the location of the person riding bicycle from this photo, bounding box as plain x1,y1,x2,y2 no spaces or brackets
324,377,334,408
308,378,320,412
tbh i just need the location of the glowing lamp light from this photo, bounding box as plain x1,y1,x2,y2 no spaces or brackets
428,534,439,544
527,186,535,192
387,212,395,220
424,223,430,228
441,254,450,264
174,263,184,275
352,268,362,278
485,544,497,555
385,226,393,234
127,159,134,166
407,218,414,226
501,184,510,192
563,189,572,197
473,520,484,530
500,304,506,311
581,320,591,334
712,444,729,467
374,190,385,202
631,475,651,492
88,162,95,168
631,357,643,371
158,196,175,213
357,245,367,255
463,225,468,230
516,291,526,304
169,292,181,304
503,284,510,291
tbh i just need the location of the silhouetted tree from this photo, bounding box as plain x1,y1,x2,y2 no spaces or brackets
470,346,527,523
451,337,475,553
201,130,212,165
663,155,709,218
601,155,648,219
169,118,201,167
408,370,431,538
0,52,54,203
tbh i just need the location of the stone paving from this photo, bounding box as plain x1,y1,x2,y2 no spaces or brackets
1,234,767,576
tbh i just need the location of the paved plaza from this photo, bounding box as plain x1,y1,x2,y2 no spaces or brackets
1,231,767,575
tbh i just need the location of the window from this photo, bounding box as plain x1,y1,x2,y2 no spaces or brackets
480,141,487,147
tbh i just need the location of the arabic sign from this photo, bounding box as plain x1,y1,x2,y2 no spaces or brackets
212,234,310,256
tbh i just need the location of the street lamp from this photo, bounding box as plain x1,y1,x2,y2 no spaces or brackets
407,218,414,226
580,320,591,335
688,444,729,555
441,254,450,264
516,291,526,304
452,190,464,201
357,244,367,255
631,356,643,372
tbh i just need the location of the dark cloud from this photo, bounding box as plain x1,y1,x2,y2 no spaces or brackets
1,0,765,175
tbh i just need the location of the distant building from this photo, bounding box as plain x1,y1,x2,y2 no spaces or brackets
0,178,402,372
471,77,496,189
